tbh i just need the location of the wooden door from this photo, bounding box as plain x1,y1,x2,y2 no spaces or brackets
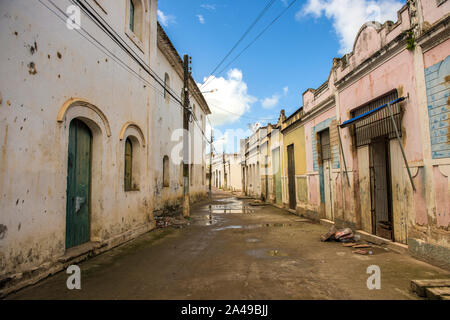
320,130,333,220
287,144,296,210
323,159,333,220
66,119,91,249
370,139,392,239
272,148,282,205
264,156,269,201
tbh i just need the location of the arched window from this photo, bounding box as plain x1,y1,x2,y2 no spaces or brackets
124,138,133,191
128,0,143,40
163,155,170,187
124,136,141,191
164,73,170,103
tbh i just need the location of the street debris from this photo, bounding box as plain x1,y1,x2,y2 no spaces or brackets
321,226,376,255
342,242,357,247
320,225,337,242
155,216,190,229
249,200,268,206
353,244,372,248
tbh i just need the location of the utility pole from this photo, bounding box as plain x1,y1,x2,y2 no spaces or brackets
223,152,226,190
183,54,191,217
209,127,213,201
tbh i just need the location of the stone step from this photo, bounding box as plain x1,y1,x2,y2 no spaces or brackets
411,279,450,297
425,287,450,300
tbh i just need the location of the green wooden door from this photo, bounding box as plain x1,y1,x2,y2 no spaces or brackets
66,119,92,249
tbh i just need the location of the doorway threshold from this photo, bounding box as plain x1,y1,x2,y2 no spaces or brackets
320,219,334,228
59,241,104,263
356,230,408,255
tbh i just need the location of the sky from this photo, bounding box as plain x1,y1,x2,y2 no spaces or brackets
157,0,405,153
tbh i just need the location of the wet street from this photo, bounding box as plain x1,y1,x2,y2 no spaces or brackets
6,191,450,300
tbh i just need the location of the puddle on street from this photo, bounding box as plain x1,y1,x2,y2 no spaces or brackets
246,238,260,243
192,214,220,226
268,249,289,257
210,209,255,214
213,223,295,231
214,225,244,231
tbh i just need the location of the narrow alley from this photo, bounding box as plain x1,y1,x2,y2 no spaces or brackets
7,190,449,300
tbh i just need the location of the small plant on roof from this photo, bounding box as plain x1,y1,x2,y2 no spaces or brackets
406,31,416,51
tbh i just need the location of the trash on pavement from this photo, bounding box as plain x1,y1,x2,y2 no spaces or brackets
342,242,357,247
320,226,337,242
353,249,369,255
352,244,372,248
335,228,353,240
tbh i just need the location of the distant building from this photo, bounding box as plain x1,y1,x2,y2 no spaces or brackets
209,153,242,191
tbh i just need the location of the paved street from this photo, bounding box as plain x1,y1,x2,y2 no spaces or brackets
6,191,450,300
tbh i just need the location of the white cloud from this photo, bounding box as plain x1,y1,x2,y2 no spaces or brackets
199,69,257,126
212,127,253,153
261,86,289,109
197,14,206,24
297,0,404,54
261,95,281,109
200,4,216,10
157,10,176,27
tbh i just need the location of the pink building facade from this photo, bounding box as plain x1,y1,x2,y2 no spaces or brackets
298,0,449,269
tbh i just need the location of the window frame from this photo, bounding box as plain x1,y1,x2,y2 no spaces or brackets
163,155,170,187
164,73,170,103
125,0,145,52
124,137,133,191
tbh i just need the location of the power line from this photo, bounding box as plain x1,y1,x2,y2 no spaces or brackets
217,0,298,76
47,0,184,104
40,0,214,149
200,0,276,89
70,0,183,101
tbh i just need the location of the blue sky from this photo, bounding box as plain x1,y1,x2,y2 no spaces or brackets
157,0,405,153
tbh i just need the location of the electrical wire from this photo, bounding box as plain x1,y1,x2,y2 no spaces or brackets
217,0,298,76
40,0,214,148
200,0,276,89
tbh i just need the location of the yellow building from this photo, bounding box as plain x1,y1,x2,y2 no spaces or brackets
280,108,307,211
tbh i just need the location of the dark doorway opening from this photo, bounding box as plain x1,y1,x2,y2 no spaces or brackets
369,138,394,240
287,144,296,210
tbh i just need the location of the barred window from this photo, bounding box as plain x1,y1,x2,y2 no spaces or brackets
350,90,401,147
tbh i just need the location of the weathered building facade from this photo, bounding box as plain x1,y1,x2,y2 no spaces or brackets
239,0,450,269
210,153,242,191
0,0,210,295
241,126,268,198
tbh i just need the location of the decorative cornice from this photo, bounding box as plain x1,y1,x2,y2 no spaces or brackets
335,31,409,91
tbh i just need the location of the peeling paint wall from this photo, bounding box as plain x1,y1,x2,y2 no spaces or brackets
0,0,208,287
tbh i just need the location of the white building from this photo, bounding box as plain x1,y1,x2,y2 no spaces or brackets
210,153,242,191
0,0,210,296
241,127,267,198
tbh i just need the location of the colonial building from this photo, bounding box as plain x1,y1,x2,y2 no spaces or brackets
0,0,210,296
240,126,267,198
210,153,242,191
239,0,450,269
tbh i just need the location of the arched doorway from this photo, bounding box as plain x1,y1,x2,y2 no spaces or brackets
66,119,92,248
